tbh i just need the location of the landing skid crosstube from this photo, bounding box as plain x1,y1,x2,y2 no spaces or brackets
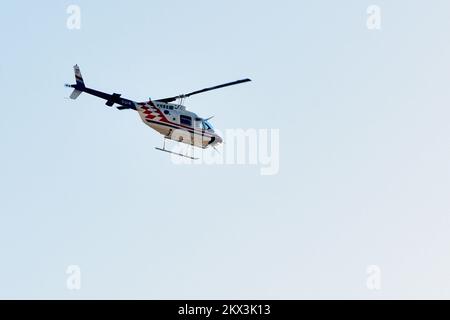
155,138,199,160
154,147,198,160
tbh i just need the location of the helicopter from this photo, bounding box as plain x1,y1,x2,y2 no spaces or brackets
65,65,251,159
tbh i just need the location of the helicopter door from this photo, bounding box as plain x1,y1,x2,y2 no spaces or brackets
194,118,203,129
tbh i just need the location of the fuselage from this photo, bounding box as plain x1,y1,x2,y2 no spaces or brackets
136,100,222,148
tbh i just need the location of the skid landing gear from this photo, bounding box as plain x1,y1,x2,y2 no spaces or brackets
155,138,199,160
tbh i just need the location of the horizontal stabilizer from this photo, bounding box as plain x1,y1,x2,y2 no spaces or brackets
70,89,82,99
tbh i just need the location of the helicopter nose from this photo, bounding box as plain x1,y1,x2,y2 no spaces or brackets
209,135,223,147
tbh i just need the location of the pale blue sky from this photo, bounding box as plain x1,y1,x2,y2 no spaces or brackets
1,1,450,299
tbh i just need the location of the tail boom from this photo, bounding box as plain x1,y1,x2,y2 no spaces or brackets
66,65,136,110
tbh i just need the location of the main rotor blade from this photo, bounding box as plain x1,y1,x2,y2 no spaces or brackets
156,78,251,103
183,78,252,98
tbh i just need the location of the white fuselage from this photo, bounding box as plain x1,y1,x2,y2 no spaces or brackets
136,101,220,148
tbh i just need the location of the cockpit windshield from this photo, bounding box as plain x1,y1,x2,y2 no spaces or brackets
203,120,213,131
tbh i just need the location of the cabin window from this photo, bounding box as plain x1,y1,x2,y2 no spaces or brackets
203,121,213,130
180,115,192,126
164,110,170,115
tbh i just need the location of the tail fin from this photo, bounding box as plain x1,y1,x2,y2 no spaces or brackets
65,64,85,99
74,64,85,88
